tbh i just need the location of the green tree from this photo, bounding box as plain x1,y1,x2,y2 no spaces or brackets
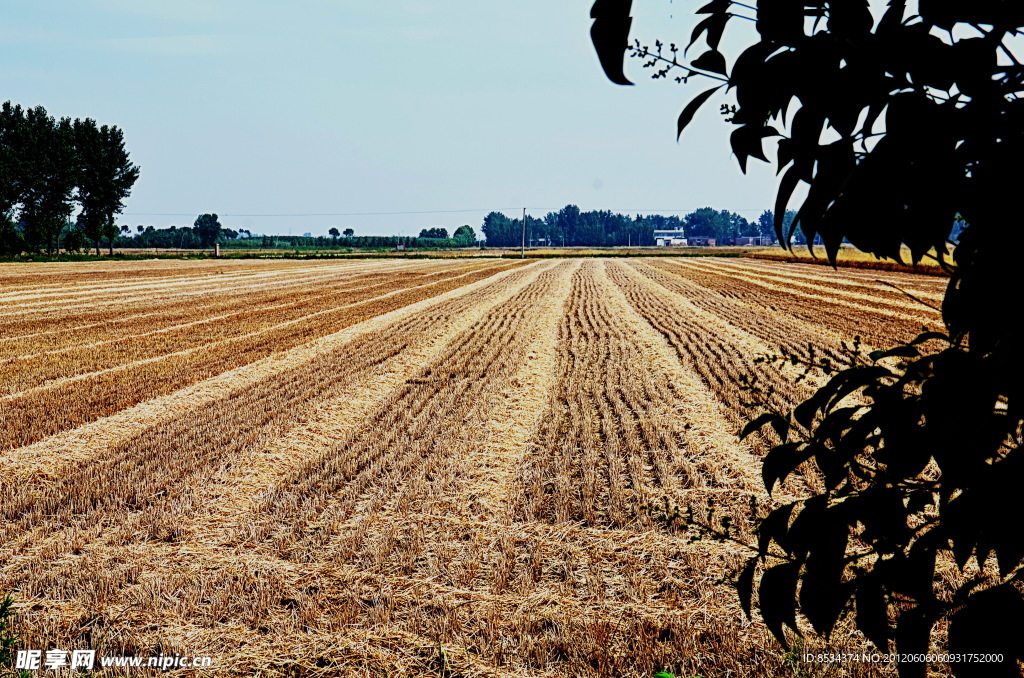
328,227,340,239
556,204,582,246
683,207,727,238
0,102,25,232
74,118,140,255
593,1,1024,675
0,215,23,255
18,107,78,255
453,224,476,246
680,207,750,239
418,227,449,239
193,213,222,248
343,227,354,237
62,222,86,253
757,210,791,244
481,211,515,247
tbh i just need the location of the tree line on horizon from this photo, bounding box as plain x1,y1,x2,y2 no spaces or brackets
116,221,480,251
111,208,801,252
0,101,140,256
480,205,800,247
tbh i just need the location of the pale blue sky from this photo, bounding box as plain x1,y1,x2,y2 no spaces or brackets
2,1,788,236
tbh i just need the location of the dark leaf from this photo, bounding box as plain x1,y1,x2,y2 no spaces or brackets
729,124,775,173
774,166,802,246
677,86,724,139
762,442,813,494
757,503,796,557
690,49,727,75
590,0,634,86
740,412,789,441
758,562,801,647
799,518,850,635
855,573,891,652
688,12,729,52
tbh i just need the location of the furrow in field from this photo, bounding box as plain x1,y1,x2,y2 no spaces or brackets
7,273,376,361
0,263,470,393
0,261,519,450
0,258,309,288
717,257,947,301
4,261,580,673
741,253,950,287
648,258,939,356
665,257,941,327
0,258,391,305
246,261,578,561
0,262,534,488
0,261,419,352
0,261,544,577
606,261,815,440
0,262,484,398
0,260,399,341
158,260,563,543
511,260,763,531
0,260,436,331
0,260,427,324
627,260,861,377
513,261,685,527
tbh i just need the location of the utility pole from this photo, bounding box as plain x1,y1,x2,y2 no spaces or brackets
521,207,526,259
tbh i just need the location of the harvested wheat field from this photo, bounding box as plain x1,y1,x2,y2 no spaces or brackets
0,257,946,677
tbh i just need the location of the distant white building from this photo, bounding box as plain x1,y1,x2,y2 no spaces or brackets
654,229,687,246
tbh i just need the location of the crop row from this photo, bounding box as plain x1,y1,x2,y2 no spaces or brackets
0,258,397,299
0,258,909,678
656,258,941,349
0,262,548,599
0,260,432,338
511,261,692,528
248,262,577,560
0,261,520,449
0,262,481,395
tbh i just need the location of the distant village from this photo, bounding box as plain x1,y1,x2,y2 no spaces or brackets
651,229,771,247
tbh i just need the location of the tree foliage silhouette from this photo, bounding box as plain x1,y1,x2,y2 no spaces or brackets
0,102,139,255
75,118,141,255
592,1,1024,676
193,213,222,248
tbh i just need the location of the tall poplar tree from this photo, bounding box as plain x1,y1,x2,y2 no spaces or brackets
75,118,140,255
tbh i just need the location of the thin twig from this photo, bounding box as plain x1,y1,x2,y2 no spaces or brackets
875,280,942,311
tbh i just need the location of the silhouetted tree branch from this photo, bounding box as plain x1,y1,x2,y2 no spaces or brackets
591,2,1024,676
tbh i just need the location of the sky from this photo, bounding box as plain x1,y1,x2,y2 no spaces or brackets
1,1,794,236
